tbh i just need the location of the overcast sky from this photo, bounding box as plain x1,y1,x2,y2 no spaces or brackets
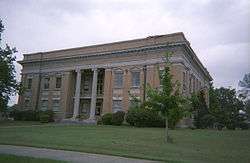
0,0,249,105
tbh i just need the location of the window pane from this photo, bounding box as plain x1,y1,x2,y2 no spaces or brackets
114,72,123,88
112,100,122,112
52,100,60,111
183,72,186,91
27,78,32,89
44,77,50,89
41,100,48,110
131,71,140,87
56,77,62,88
159,70,164,85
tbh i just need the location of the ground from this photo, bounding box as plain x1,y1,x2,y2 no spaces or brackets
0,121,249,163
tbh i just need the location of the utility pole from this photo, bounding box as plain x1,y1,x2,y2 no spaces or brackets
143,65,147,102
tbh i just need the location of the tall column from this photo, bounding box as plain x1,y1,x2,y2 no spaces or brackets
73,69,81,119
89,68,98,119
102,68,112,114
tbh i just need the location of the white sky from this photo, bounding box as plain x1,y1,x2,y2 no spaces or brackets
0,0,249,106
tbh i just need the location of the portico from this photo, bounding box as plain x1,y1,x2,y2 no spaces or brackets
72,67,104,120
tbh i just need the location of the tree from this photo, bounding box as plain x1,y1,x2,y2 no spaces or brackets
245,100,250,121
191,91,212,129
0,19,19,113
238,73,250,100
145,52,187,142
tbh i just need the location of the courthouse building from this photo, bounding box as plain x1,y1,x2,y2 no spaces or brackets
18,32,212,123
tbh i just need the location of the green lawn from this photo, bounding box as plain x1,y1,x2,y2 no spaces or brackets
0,122,249,163
0,120,44,127
0,154,66,163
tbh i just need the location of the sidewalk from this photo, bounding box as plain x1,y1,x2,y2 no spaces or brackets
0,145,159,163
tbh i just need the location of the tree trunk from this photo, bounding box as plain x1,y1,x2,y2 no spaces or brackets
165,117,169,143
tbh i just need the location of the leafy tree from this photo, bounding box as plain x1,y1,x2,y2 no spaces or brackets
145,52,187,142
238,73,250,100
245,100,250,121
191,91,212,129
214,87,246,129
0,20,19,113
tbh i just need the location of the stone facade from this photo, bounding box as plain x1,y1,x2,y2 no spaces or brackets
18,32,212,125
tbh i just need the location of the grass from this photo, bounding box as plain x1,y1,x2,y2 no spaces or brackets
0,120,44,127
0,121,249,163
0,153,66,163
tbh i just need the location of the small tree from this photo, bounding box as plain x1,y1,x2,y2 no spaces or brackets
145,52,187,142
0,20,19,114
191,91,212,129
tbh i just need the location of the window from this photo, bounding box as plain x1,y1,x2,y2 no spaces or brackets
114,71,123,88
95,100,102,116
44,77,50,89
24,99,30,107
97,72,104,95
131,71,140,87
159,69,164,86
183,72,186,91
81,73,92,96
112,100,122,112
129,98,140,108
41,100,48,110
189,76,192,93
52,99,60,111
193,77,196,93
55,77,62,88
27,78,32,89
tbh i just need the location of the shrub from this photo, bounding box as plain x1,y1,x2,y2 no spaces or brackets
111,111,125,125
126,107,165,127
238,122,249,130
201,114,216,129
10,109,40,121
9,109,54,122
39,110,54,122
39,114,50,123
101,113,113,125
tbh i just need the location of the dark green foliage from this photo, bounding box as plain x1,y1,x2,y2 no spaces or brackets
0,20,19,112
145,60,187,129
126,106,165,127
238,121,249,130
101,113,113,125
215,87,246,130
192,84,248,130
97,118,103,125
9,109,54,122
101,112,125,125
111,111,125,125
10,109,40,121
246,100,250,121
191,91,213,129
39,110,54,122
39,114,50,123
200,114,216,129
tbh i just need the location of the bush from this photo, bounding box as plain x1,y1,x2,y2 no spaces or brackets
9,109,54,122
126,107,165,127
39,110,54,122
111,111,125,125
238,122,249,130
39,114,50,123
201,114,216,129
101,113,113,125
10,109,40,121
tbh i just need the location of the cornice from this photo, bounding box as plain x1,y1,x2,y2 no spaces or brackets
18,42,185,64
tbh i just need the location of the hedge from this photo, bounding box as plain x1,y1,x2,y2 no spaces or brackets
9,109,54,123
126,106,165,127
